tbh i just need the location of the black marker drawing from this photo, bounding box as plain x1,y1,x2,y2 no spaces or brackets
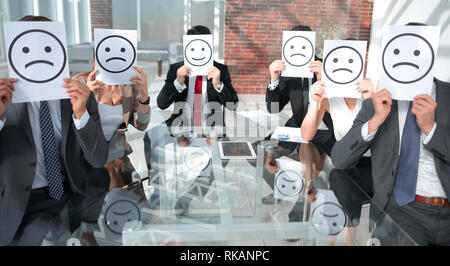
323,45,364,85
282,36,314,67
184,39,213,67
96,35,136,74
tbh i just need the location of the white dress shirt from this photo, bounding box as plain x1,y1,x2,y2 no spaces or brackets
362,83,446,198
0,100,90,189
174,77,224,127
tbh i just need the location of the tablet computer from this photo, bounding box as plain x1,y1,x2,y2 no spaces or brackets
218,141,257,160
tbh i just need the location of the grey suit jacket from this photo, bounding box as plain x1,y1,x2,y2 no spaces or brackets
0,93,108,245
331,79,450,225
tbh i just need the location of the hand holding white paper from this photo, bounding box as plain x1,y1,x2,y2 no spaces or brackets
3,21,70,103
94,29,137,85
322,40,367,98
183,34,213,77
380,26,440,101
281,31,316,78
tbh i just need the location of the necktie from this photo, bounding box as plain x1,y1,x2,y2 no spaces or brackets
392,103,421,206
193,76,203,127
39,101,64,200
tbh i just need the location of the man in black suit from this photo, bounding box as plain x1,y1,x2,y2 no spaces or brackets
157,25,238,135
0,16,108,246
332,24,450,245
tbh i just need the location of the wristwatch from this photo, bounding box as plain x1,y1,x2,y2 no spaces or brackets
139,96,150,105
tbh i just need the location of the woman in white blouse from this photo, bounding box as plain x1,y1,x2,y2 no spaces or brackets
300,78,375,245
73,66,151,245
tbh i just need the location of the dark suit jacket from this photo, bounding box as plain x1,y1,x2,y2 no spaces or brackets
0,93,108,245
331,78,450,226
157,61,239,128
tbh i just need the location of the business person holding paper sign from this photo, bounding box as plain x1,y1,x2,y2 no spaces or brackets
0,16,108,246
332,23,450,246
157,25,238,135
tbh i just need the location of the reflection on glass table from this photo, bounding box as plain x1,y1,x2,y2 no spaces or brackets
93,121,417,246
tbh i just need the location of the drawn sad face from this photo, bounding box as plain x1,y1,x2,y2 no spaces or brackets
96,35,136,73
275,170,305,198
104,200,141,235
382,33,435,84
9,29,67,83
310,202,347,236
185,39,213,67
283,36,315,67
323,46,364,85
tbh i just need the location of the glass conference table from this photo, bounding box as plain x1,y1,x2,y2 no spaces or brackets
93,119,417,246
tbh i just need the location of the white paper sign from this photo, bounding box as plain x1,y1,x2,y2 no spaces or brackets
94,29,137,85
3,22,70,103
380,26,440,101
322,40,367,98
281,31,316,78
183,34,213,77
271,126,308,143
309,189,347,236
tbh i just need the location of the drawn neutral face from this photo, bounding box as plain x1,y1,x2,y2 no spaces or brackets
323,46,364,85
96,35,136,73
9,29,67,83
104,200,141,235
382,33,435,84
275,170,305,197
283,36,315,67
184,39,213,67
310,202,347,236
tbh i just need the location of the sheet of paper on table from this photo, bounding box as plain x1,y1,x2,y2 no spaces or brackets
271,126,308,143
237,110,280,123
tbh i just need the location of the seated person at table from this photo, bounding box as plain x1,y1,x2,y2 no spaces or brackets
301,77,375,245
157,25,239,135
73,64,150,245
331,23,450,246
0,15,108,246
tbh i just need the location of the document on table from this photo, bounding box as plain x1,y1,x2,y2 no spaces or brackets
237,110,280,123
271,126,308,143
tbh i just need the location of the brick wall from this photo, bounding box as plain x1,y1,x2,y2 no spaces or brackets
225,0,374,94
90,0,112,33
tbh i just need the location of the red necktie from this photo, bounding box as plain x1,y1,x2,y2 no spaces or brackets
194,76,203,127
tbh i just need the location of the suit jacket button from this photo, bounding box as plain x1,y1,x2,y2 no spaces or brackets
25,185,32,191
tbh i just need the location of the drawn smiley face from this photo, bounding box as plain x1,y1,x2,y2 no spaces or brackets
8,29,67,83
283,36,315,67
310,202,347,236
96,35,136,73
104,200,141,235
382,33,435,84
184,39,213,67
275,170,305,198
323,46,364,85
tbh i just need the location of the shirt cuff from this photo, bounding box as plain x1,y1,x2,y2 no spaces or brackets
73,111,90,130
214,82,224,93
0,119,4,131
361,122,377,142
423,122,437,145
136,108,151,124
174,79,187,93
268,79,280,91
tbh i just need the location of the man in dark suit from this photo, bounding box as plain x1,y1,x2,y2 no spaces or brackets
332,75,449,245
0,16,108,246
157,25,238,135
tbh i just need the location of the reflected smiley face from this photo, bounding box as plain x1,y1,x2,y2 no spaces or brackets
283,36,315,67
310,202,347,236
275,170,305,197
382,33,435,84
184,39,213,67
323,46,364,85
104,200,141,235
9,29,67,83
96,35,136,73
